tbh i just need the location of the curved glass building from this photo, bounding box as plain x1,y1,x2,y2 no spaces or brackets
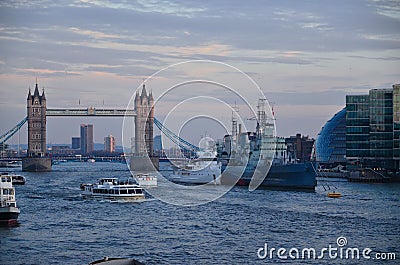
315,108,346,166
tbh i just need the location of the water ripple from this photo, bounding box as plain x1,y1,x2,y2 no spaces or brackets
1,162,399,265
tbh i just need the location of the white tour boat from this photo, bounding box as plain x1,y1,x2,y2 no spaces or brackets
0,174,20,225
81,178,145,200
169,137,222,185
132,173,157,187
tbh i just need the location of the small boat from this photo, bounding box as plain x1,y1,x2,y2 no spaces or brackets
87,158,96,163
89,257,144,265
0,161,21,168
327,191,342,198
53,159,68,165
81,178,145,200
12,174,26,185
0,172,26,185
132,173,157,187
6,161,22,168
0,174,20,225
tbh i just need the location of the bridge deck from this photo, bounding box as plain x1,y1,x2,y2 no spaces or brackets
46,108,136,116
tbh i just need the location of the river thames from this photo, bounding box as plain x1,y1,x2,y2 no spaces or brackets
1,162,399,264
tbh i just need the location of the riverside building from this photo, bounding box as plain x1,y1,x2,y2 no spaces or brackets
315,108,346,167
346,85,399,171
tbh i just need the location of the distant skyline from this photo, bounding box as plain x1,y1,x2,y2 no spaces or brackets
0,0,399,145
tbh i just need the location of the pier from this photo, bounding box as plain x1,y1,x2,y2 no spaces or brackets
348,169,392,183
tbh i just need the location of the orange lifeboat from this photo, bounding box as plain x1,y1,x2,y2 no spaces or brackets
327,191,342,198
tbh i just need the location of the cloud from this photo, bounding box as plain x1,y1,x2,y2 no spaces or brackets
369,0,400,20
1,0,399,55
0,0,399,143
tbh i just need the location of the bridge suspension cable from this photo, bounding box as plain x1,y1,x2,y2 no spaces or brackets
0,116,28,145
153,118,202,154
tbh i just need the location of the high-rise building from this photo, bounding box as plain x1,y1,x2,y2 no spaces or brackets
393,84,400,170
369,89,393,169
346,95,370,166
80,124,94,154
72,137,80,149
346,85,398,171
153,135,162,155
104,134,116,153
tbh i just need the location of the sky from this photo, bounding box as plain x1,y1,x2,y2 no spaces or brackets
0,0,399,147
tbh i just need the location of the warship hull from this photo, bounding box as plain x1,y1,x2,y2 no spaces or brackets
221,162,317,191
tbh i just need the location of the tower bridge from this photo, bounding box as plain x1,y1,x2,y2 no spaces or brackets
1,81,201,172
21,81,153,171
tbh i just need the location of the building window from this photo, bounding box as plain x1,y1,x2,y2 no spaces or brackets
31,134,42,140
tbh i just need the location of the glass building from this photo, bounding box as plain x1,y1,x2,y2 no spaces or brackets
346,95,370,163
393,84,400,170
346,86,398,171
369,89,393,169
315,108,346,166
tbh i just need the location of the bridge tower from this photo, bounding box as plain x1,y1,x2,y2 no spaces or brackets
134,83,154,157
131,83,158,171
22,81,51,171
27,82,47,157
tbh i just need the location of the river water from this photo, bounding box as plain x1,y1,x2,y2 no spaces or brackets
1,162,399,264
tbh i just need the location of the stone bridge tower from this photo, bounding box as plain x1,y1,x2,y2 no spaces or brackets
131,83,158,171
22,81,51,171
27,82,47,157
134,83,154,157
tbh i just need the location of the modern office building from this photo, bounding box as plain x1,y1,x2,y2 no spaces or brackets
369,89,393,169
346,94,370,167
346,85,398,171
393,84,400,170
104,134,116,153
315,108,346,166
80,124,94,154
153,135,162,156
72,137,80,149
